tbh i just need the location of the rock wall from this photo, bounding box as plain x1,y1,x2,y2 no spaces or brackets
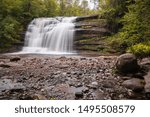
74,15,111,54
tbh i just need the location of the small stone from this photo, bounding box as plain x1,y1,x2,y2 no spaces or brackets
62,72,67,75
32,94,47,100
92,82,98,86
78,72,82,76
75,91,83,98
71,72,77,75
88,82,98,89
98,69,104,73
41,89,45,92
80,58,86,60
83,87,89,93
67,72,71,74
76,83,83,87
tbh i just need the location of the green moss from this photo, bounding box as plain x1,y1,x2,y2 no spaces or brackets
78,38,100,43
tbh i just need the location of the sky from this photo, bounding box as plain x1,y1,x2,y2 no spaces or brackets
87,0,95,9
79,0,95,9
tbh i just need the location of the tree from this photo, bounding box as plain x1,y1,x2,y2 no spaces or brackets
0,0,23,48
81,0,90,15
97,0,127,32
44,0,59,17
107,0,150,56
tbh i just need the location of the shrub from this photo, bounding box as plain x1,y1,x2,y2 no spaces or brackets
127,43,150,58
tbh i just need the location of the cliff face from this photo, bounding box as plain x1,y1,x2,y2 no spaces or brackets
74,15,111,54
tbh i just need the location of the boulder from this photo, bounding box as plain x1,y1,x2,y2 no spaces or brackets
116,53,140,73
140,58,150,72
144,70,150,98
122,78,144,92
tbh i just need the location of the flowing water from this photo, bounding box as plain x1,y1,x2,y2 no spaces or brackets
22,17,76,55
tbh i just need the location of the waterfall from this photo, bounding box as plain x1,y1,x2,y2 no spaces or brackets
22,17,76,54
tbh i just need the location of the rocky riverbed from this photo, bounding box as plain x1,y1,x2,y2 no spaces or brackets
0,54,148,100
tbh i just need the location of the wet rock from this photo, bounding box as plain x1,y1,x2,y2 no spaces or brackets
122,78,144,92
0,63,11,68
0,79,25,92
10,56,21,62
116,53,140,73
0,62,21,68
75,91,83,98
0,55,147,100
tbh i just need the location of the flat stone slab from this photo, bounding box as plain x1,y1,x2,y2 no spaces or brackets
122,78,144,92
0,79,25,92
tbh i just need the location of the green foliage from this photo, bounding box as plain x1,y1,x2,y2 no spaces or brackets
127,43,150,58
0,16,23,47
0,0,95,51
98,0,127,32
105,0,150,57
57,0,94,16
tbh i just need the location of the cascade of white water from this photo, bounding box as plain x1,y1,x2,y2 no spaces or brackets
22,17,76,54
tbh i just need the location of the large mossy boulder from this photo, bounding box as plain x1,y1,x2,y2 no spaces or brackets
116,53,140,73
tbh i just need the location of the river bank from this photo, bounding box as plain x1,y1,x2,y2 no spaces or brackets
0,54,147,100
